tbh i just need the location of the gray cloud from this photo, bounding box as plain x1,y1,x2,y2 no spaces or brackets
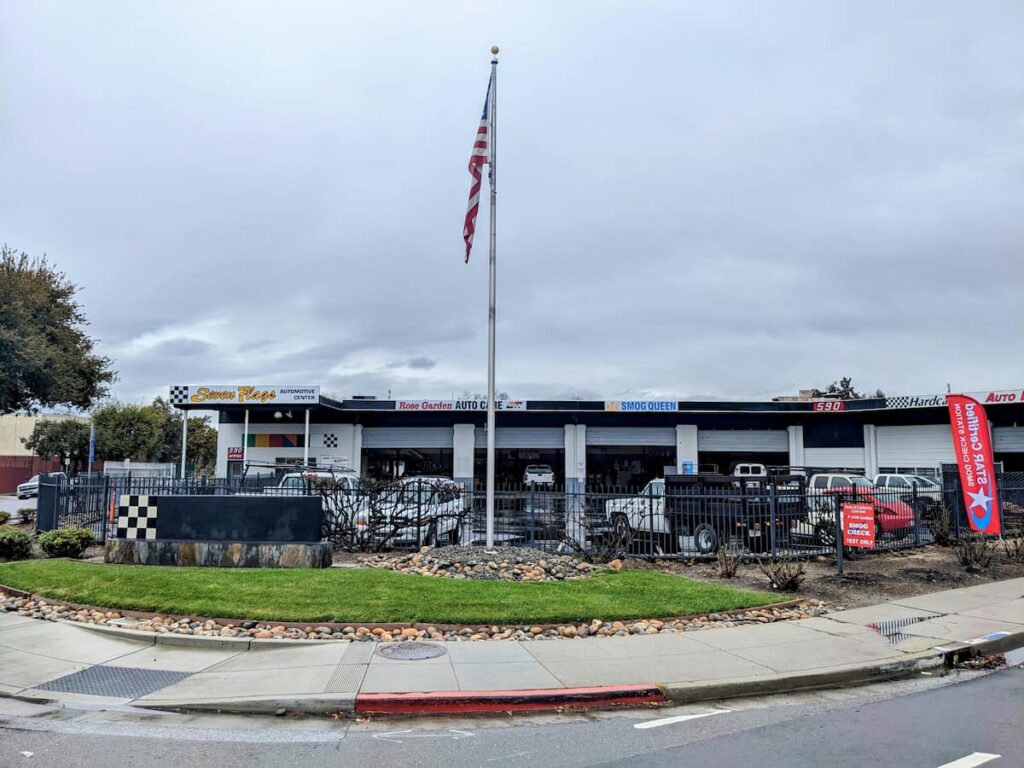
2,1,1022,404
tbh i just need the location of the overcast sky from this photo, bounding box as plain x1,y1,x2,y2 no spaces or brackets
2,1,1022,405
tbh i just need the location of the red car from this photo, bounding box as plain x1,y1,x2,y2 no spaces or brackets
808,474,916,537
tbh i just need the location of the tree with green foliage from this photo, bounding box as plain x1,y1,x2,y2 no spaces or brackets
149,397,218,472
21,418,91,471
0,245,115,414
91,403,164,461
812,377,884,400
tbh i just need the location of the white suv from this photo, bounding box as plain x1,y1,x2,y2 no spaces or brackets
523,465,555,485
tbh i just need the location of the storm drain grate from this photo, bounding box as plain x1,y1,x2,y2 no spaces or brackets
868,616,935,645
36,665,192,698
375,642,448,660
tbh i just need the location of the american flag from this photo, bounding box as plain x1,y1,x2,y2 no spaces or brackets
463,78,492,263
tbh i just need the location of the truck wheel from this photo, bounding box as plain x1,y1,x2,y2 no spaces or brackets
423,522,438,547
611,514,632,544
693,523,718,554
447,524,461,545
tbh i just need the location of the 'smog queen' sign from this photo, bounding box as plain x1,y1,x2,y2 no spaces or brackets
169,385,320,406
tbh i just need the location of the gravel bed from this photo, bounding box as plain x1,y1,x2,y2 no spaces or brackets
360,545,604,581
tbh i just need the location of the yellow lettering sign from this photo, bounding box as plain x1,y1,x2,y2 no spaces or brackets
238,386,277,403
190,387,235,404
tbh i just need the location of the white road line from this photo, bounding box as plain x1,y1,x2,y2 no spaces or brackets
936,753,1001,768
633,708,731,730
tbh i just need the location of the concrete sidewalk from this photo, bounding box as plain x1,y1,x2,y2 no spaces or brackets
1,579,1022,715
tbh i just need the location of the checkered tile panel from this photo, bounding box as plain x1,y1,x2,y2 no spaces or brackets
323,434,339,448
169,385,189,405
885,397,911,409
116,495,158,540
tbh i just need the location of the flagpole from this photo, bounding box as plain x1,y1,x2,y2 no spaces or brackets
485,46,499,549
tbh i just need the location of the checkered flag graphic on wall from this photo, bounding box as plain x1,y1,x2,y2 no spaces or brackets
169,386,189,405
116,495,158,540
323,434,339,449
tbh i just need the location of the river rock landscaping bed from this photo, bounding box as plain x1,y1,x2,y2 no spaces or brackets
0,589,825,642
359,545,606,581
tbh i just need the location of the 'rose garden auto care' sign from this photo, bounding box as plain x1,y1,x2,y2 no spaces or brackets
395,400,526,411
948,394,1001,535
841,503,876,548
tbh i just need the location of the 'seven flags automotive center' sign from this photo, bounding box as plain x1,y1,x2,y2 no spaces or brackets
947,394,1001,535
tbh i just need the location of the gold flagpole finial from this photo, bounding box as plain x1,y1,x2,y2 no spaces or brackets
491,45,499,55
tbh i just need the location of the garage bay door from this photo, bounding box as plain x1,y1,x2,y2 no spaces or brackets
697,430,788,452
586,428,675,446
474,428,564,449
876,425,955,468
361,428,453,448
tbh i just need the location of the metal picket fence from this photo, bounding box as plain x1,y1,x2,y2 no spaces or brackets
38,471,1024,561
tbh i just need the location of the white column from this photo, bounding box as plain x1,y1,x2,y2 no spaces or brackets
787,425,805,468
351,424,363,475
675,425,698,474
303,409,310,465
863,424,878,479
452,424,476,487
180,413,188,479
564,424,587,546
242,409,249,463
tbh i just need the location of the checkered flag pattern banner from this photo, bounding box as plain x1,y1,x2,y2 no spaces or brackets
116,495,159,540
169,386,189,405
323,434,339,449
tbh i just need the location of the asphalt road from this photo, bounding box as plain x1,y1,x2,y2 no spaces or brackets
0,495,35,521
0,666,1019,767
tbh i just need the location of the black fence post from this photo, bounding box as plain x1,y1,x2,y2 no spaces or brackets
912,482,921,546
528,481,535,547
769,482,778,559
834,492,844,574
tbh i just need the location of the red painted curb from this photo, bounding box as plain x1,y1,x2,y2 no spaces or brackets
355,684,666,714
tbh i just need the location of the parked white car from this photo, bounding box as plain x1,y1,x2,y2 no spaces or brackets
269,470,360,495
873,474,941,501
355,475,464,546
17,472,68,499
523,464,556,485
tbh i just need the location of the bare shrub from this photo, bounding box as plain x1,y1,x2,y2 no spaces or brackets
1001,534,1024,563
955,535,994,573
756,555,806,591
318,476,466,552
929,503,952,546
716,544,743,578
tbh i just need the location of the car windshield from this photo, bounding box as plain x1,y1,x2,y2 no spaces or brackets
843,477,874,489
912,476,939,488
526,466,551,472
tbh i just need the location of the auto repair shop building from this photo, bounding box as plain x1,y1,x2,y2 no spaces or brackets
170,385,1024,489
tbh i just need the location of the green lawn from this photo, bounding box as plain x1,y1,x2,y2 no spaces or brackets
0,560,778,624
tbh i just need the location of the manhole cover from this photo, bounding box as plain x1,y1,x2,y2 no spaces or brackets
376,642,448,660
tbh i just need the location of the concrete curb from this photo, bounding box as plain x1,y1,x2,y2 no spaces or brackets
68,620,332,650
932,626,1024,663
139,694,358,715
662,653,946,704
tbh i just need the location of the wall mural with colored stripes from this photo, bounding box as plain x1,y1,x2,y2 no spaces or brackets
245,434,306,448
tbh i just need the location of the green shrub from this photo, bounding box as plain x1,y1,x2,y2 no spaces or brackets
0,526,33,561
0,511,9,526
38,528,95,559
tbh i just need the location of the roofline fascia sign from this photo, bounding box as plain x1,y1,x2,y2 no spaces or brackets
170,385,320,406
604,401,678,412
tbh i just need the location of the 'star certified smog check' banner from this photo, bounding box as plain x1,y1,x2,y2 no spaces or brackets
947,394,1001,535
170,385,320,406
605,401,678,412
